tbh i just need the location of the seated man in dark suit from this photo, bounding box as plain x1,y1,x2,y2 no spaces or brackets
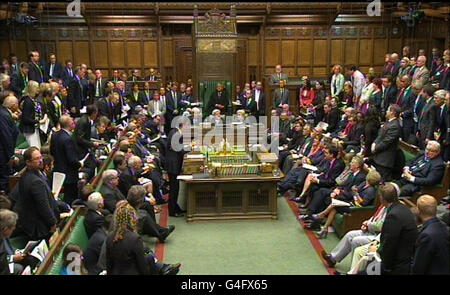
207,83,229,116
83,214,113,275
323,102,340,134
99,169,125,214
397,140,445,196
412,195,449,275
84,192,106,239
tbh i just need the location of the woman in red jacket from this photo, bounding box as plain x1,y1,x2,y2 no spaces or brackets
299,77,316,111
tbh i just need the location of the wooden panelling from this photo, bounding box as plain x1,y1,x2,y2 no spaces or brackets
162,40,173,66
330,39,343,66
281,40,295,66
373,39,387,65
297,67,310,76
297,40,311,66
345,39,358,65
14,41,28,63
389,39,402,55
283,67,296,77
313,39,327,66
359,39,373,65
127,41,141,68
0,41,10,59
264,40,279,66
110,42,125,68
56,41,73,65
143,41,158,67
313,67,327,76
73,41,90,65
93,41,108,67
248,39,259,66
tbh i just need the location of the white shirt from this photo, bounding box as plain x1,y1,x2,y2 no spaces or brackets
254,90,260,110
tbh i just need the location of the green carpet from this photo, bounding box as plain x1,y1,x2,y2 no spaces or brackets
162,198,331,275
317,230,352,274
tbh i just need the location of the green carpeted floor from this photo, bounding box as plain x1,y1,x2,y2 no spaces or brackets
161,197,338,275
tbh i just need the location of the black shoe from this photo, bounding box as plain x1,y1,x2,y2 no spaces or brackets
161,263,181,275
306,222,321,231
178,209,187,213
159,225,176,243
169,212,185,217
321,250,336,267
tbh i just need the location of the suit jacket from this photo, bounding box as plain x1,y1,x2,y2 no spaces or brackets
118,168,139,197
207,91,228,115
337,169,367,201
106,230,150,275
343,123,364,147
83,228,107,275
435,105,447,135
382,85,398,112
165,128,185,175
61,67,74,87
324,107,340,133
19,96,38,134
412,66,430,85
96,98,120,124
28,62,44,83
66,76,83,111
244,98,258,116
126,91,147,112
378,201,418,274
99,184,125,214
0,238,12,275
406,154,445,187
89,78,108,100
418,99,438,140
73,115,94,157
0,106,19,162
84,209,105,239
317,158,345,187
147,99,166,117
373,118,402,168
252,89,266,116
14,168,58,240
412,217,450,275
10,72,27,97
273,88,289,109
45,62,63,81
269,72,288,86
179,93,194,112
50,129,81,184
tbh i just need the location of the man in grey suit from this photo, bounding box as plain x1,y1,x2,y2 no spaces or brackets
371,104,402,182
417,85,438,149
147,92,166,118
273,80,289,113
269,65,288,86
412,55,430,86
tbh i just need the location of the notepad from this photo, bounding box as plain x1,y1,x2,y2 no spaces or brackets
302,163,318,171
186,154,205,159
177,175,193,180
331,199,351,207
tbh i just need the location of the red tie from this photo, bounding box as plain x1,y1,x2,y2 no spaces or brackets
396,89,404,105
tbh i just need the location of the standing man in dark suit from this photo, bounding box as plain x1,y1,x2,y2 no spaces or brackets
45,53,62,82
8,53,19,76
412,195,449,275
165,123,186,217
432,90,448,146
10,62,29,98
27,51,44,84
273,80,289,113
381,75,398,117
207,83,228,116
66,66,84,118
50,115,82,205
269,65,289,86
371,104,402,182
416,85,437,149
14,147,58,241
409,80,425,138
61,60,74,88
395,75,415,143
253,81,266,117
372,183,418,275
96,91,120,124
397,140,445,196
0,96,19,192
89,69,108,104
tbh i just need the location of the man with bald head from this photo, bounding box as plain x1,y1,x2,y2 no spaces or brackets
50,114,82,205
412,195,449,274
0,95,19,191
269,65,289,86
412,55,430,85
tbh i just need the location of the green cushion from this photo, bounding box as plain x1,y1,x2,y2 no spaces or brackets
16,132,29,149
48,216,89,275
402,149,416,162
10,235,29,250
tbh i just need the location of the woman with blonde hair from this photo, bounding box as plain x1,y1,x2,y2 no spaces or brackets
19,80,47,149
398,57,411,77
331,65,344,100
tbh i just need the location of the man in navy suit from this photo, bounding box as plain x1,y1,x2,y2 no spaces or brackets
50,115,82,205
27,51,44,84
61,59,74,87
66,66,84,117
0,95,19,192
45,53,62,82
397,140,445,197
412,195,449,275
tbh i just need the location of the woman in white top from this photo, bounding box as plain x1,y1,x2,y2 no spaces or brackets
331,65,345,100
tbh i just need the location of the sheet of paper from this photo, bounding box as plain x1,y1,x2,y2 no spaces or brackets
29,240,49,262
52,172,66,199
39,116,50,134
331,198,351,207
80,106,87,114
177,175,193,180
186,154,205,159
22,240,40,254
302,163,318,171
20,266,32,275
79,153,90,166
292,154,300,159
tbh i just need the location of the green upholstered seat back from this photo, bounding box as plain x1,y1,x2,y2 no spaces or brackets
48,216,89,275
